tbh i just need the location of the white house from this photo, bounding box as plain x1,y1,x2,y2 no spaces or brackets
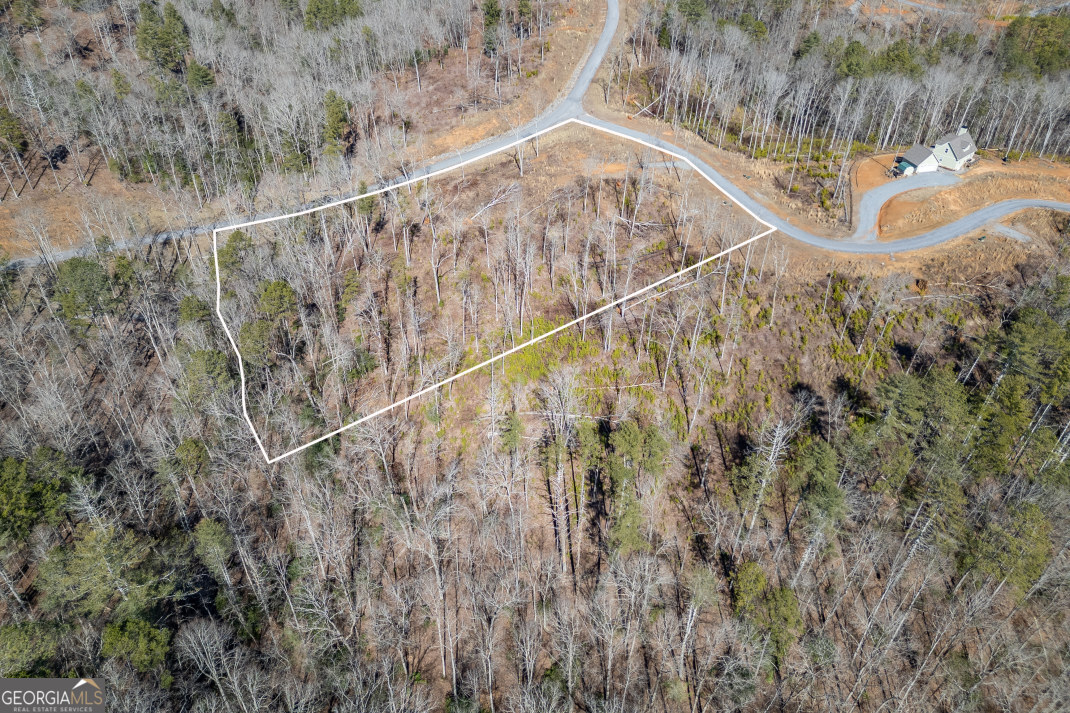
898,144,940,175
896,127,977,175
931,127,976,170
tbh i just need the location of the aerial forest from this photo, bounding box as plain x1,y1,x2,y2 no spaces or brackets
217,134,758,457
2,144,1069,711
0,0,1068,711
0,0,561,214
0,0,1067,221
608,2,1070,218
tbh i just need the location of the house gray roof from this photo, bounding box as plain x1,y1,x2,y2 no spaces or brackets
934,129,976,159
903,144,934,166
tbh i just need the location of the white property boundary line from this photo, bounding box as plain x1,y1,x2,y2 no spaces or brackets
213,118,776,463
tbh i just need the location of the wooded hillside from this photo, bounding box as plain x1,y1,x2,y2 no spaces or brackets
604,2,1070,219
1,0,1069,711
0,0,564,210
0,152,1068,709
215,132,758,458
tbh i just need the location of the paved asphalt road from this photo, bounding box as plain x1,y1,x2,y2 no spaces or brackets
13,0,1069,267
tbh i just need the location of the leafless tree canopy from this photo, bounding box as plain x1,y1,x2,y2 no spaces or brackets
0,0,1069,711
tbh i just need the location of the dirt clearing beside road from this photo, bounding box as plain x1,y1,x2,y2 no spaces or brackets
877,157,1070,240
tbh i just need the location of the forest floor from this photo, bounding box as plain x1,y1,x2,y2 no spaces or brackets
0,160,205,259
223,122,760,457
0,0,602,260
848,0,1015,25
585,105,841,228
741,211,1062,425
411,0,602,161
4,0,1060,274
219,114,1068,458
583,83,1070,269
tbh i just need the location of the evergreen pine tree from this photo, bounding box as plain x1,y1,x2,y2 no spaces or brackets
323,90,349,155
187,60,215,91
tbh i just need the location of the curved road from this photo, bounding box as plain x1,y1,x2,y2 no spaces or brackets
579,115,1070,254
17,0,1069,267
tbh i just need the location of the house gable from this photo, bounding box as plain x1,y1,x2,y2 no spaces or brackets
929,128,975,170
932,128,976,166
